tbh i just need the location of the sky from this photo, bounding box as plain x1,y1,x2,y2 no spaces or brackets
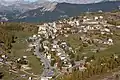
4,0,101,2
25,0,37,2
3,0,37,2
3,0,104,3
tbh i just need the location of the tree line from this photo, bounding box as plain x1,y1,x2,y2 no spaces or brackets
58,54,120,80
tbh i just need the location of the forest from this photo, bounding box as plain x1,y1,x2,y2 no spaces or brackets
59,54,120,80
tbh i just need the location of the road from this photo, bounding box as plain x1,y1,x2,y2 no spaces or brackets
34,39,54,78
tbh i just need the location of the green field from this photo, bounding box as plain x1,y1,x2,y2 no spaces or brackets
3,31,43,80
56,27,120,59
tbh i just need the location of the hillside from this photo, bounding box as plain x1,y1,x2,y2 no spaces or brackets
0,11,120,80
0,22,43,80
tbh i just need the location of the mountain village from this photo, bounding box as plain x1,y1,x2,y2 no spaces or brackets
26,13,120,80
0,9,120,80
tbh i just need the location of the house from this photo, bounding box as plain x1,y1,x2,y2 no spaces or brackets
28,77,32,80
53,29,57,33
47,54,51,61
57,52,62,56
104,28,110,32
0,22,4,25
94,16,99,20
99,16,103,19
38,25,47,34
33,35,37,38
43,46,49,51
76,21,80,26
108,38,113,45
23,56,27,59
52,44,58,49
1,55,5,58
83,16,87,19
28,37,35,42
53,22,56,28
41,77,48,80
101,31,105,35
64,34,69,37
64,63,72,68
60,55,66,60
84,56,88,60
83,21,99,25
28,43,36,48
51,35,55,39
116,26,120,28
108,38,113,43
41,76,52,80
103,38,113,45
51,48,55,52
38,35,41,37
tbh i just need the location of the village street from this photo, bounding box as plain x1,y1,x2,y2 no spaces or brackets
34,39,54,78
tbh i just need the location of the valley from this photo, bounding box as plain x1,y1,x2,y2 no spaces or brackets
0,11,120,80
0,0,120,80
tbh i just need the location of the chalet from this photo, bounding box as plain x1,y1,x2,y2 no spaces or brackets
57,52,62,56
103,38,113,45
99,16,103,19
60,55,66,60
94,16,99,20
83,21,99,25
116,26,120,28
41,77,48,80
104,28,110,32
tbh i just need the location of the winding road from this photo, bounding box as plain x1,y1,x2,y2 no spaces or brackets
34,39,54,78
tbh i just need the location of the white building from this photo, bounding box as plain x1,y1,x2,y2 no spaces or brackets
116,26,120,28
94,16,99,20
47,54,51,60
28,44,36,48
83,21,99,25
104,28,110,32
57,52,62,56
41,77,48,80
60,56,66,60
99,16,103,19
41,77,52,80
76,21,80,26
53,22,56,28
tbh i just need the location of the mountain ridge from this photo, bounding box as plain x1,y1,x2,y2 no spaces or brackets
9,1,120,23
0,1,120,22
